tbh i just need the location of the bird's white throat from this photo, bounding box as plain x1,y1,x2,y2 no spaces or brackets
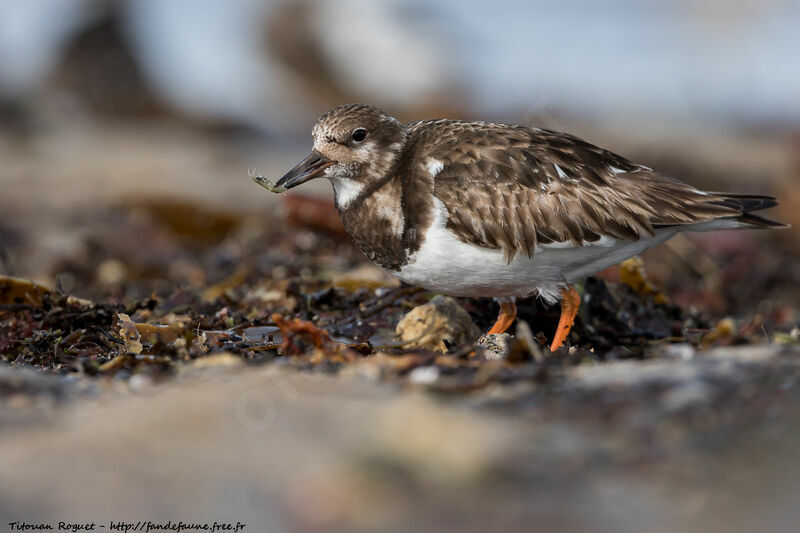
329,176,364,210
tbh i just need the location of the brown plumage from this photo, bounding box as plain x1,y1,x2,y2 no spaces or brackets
269,103,787,350
406,120,783,262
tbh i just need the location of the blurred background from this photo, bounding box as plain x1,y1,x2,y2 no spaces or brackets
1,0,799,303
1,0,799,285
2,1,800,531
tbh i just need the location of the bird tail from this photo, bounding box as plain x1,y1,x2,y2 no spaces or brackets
709,193,789,229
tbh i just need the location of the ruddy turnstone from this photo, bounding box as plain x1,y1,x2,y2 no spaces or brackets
264,104,786,351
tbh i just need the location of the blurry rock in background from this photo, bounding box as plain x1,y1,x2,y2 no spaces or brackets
122,0,462,128
0,0,93,132
265,0,464,121
0,0,93,97
0,0,798,294
2,0,799,130
0,0,462,133
49,8,165,119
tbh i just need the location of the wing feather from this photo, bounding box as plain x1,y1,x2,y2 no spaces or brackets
405,121,765,261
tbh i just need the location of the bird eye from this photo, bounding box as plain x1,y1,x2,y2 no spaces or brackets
351,128,367,142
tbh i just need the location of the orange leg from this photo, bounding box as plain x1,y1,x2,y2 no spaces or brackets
550,286,581,351
488,300,517,334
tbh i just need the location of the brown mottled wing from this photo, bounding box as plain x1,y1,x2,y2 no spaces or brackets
407,120,752,262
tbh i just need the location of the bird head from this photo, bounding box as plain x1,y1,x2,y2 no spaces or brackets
275,104,408,206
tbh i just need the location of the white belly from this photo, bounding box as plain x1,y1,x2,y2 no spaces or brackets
394,199,680,303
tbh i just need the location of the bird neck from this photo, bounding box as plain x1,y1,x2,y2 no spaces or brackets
337,175,410,270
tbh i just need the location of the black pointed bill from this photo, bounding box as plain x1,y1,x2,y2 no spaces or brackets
274,150,336,190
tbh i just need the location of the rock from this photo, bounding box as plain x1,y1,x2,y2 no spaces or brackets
96,258,127,285
476,333,515,360
395,295,481,352
702,317,736,346
476,321,546,361
663,343,695,360
408,365,440,385
127,374,154,394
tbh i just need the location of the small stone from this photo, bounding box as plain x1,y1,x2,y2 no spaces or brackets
395,295,481,352
408,365,440,385
96,259,128,285
664,343,695,360
476,333,515,360
128,374,154,394
702,317,736,346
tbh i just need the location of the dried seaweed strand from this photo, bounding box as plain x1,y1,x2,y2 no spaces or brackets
250,167,287,194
